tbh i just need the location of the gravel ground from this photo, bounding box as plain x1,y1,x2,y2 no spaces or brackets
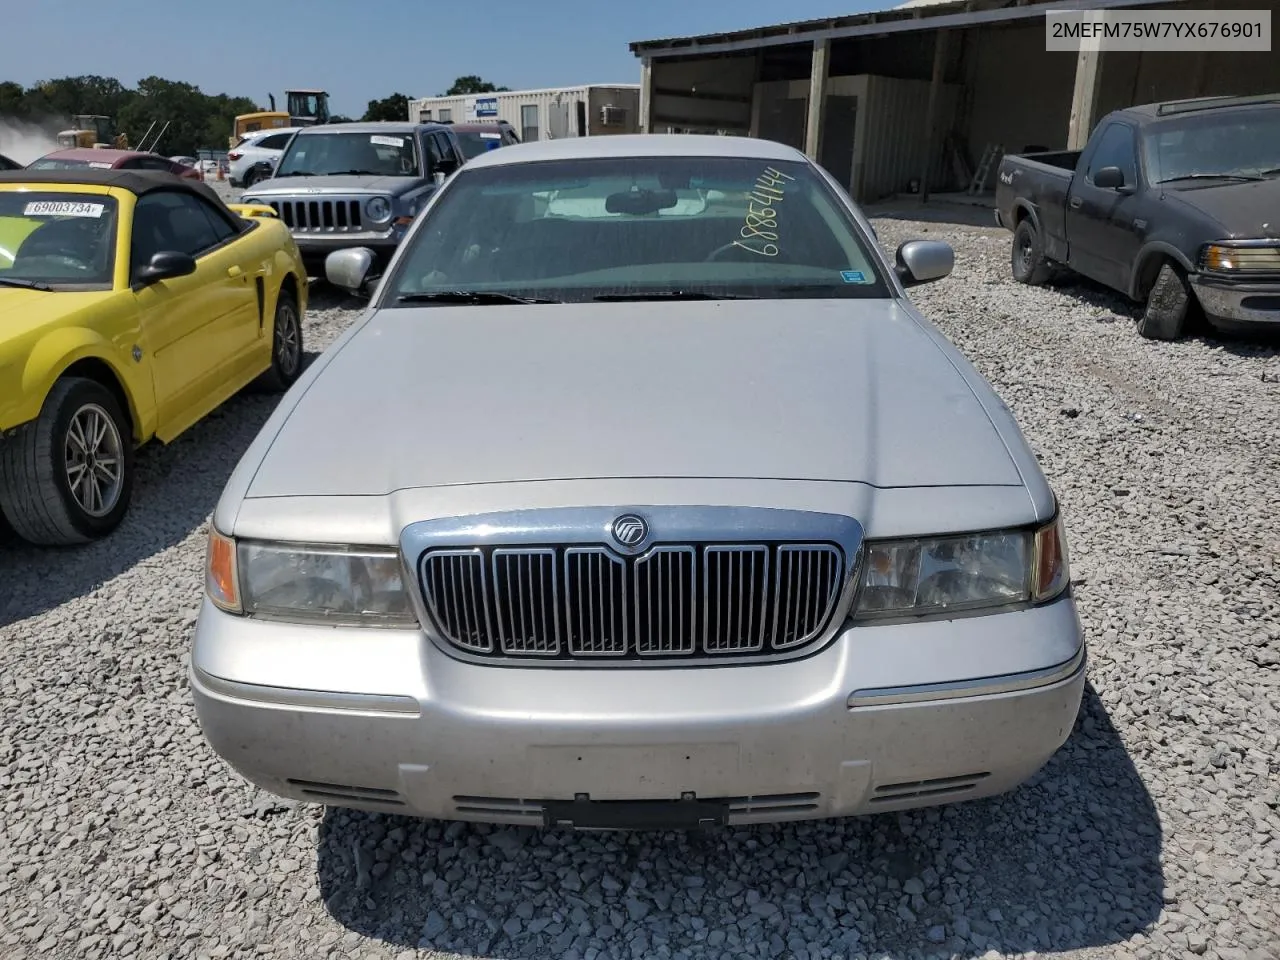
1,181,1278,960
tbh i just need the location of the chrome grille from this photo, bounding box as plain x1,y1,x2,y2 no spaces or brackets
418,541,846,662
268,198,364,233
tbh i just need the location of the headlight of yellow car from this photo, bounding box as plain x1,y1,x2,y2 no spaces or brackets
206,528,416,626
1199,242,1280,273
851,515,1069,621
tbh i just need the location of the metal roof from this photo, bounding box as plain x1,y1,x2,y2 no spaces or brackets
630,0,1185,57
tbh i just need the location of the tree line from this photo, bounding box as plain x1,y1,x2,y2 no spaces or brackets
0,74,514,155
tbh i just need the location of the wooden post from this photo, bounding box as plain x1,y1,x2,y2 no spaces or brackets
804,38,830,160
639,57,654,134
1067,46,1102,150
920,28,950,203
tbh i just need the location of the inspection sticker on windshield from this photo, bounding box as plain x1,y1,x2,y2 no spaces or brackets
479,131,501,139
370,135,404,147
24,200,105,218
841,270,871,284
88,162,113,169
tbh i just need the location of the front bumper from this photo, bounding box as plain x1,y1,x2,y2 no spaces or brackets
190,594,1087,827
1191,275,1280,325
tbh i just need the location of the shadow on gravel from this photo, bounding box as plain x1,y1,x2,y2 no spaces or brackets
314,681,1163,959
1036,274,1280,356
0,351,322,627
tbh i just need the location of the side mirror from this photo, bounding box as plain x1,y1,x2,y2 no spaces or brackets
432,170,447,187
325,247,375,293
895,239,954,287
1093,165,1127,191
135,250,196,285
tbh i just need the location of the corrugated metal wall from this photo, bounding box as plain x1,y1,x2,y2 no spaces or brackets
855,75,961,202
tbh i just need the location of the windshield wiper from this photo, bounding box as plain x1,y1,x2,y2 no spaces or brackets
0,277,53,291
1157,173,1265,183
1260,167,1280,177
274,171,313,178
396,291,562,305
328,170,389,176
591,291,760,301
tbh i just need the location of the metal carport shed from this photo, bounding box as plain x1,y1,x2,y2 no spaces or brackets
629,0,1280,203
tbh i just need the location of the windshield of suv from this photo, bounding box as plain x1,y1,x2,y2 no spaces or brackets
29,156,114,170
0,191,118,289
274,131,419,177
455,130,504,160
1145,105,1280,183
382,155,890,303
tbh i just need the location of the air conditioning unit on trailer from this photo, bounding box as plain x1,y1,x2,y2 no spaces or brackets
599,104,628,127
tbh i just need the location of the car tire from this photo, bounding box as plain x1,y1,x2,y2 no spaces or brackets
1137,262,1192,341
1011,218,1053,285
0,377,135,546
254,287,304,392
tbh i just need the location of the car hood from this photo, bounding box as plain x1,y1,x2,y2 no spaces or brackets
244,299,1025,499
0,288,110,339
244,174,420,197
1165,177,1280,238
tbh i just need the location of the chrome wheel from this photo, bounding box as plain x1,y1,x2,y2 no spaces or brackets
275,300,301,376
63,402,124,518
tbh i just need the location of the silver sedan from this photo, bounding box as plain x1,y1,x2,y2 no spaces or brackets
190,134,1085,831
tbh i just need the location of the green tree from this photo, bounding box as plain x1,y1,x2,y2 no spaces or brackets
442,76,510,96
362,93,411,122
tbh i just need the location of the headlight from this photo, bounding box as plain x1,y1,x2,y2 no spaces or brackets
851,515,1069,621
1199,242,1280,273
365,196,392,223
204,529,415,626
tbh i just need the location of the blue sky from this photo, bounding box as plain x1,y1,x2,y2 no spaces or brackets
5,0,885,117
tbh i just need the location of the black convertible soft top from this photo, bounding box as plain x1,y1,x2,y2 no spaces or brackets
0,168,233,210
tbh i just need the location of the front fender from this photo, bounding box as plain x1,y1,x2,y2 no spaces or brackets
1129,240,1197,299
4,327,154,440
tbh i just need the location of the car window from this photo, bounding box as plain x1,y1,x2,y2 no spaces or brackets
0,190,118,288
424,133,445,171
382,155,891,304
258,133,294,151
131,191,236,269
1143,104,1280,183
275,131,419,177
1086,124,1138,186
455,130,504,160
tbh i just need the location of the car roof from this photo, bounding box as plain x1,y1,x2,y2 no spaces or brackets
245,126,303,139
294,121,451,136
41,148,154,163
1113,92,1280,123
0,167,235,209
459,133,809,171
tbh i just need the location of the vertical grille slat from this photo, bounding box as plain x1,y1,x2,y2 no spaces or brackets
492,549,559,655
420,540,844,662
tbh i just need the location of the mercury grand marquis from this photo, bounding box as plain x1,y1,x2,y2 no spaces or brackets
190,134,1086,831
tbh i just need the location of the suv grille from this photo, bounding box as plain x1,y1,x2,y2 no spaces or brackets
418,541,846,661
268,198,364,233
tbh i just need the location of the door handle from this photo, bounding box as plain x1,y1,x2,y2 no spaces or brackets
227,265,243,278
1069,197,1083,209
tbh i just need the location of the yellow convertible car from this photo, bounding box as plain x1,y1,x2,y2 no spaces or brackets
0,169,308,546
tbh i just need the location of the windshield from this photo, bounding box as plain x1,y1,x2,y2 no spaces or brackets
1145,105,1280,182
0,191,118,288
274,131,419,177
382,155,890,304
455,130,504,160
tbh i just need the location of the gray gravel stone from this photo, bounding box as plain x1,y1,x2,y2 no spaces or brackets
1,194,1276,960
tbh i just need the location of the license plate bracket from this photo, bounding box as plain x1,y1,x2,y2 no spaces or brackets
542,797,728,831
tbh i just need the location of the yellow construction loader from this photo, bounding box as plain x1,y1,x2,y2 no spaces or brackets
55,115,129,150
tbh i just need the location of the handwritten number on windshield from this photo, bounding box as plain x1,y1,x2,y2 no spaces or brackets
732,166,794,257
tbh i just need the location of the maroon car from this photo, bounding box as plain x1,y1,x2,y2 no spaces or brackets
27,148,202,180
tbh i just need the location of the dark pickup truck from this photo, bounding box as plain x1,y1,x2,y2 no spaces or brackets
994,93,1280,340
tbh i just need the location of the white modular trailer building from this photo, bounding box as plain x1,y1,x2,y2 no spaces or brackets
407,85,641,141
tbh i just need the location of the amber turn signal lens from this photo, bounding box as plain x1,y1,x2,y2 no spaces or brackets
206,527,241,613
1032,515,1070,602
